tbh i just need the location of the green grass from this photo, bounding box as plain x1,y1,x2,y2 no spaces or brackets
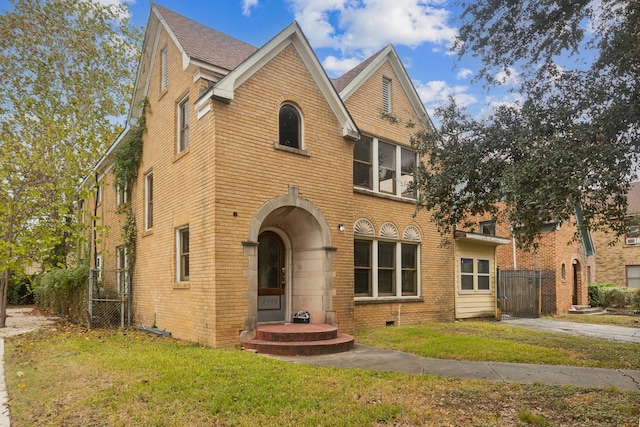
4,323,640,426
356,320,640,369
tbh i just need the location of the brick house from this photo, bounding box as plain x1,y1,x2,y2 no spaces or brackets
81,4,504,348
466,211,595,315
592,181,640,289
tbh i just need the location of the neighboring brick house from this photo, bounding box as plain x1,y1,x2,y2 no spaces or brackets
80,5,503,348
592,181,640,289
467,210,595,315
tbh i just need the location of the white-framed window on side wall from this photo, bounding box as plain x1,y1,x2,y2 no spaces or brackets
627,265,640,288
177,94,189,153
116,245,128,292
176,226,189,282
354,219,421,299
460,257,490,292
145,171,154,230
353,135,416,198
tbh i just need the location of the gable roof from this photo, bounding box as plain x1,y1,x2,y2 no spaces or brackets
334,45,434,132
331,47,386,93
153,4,257,73
198,21,360,140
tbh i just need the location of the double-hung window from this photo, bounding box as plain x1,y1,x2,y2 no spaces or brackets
353,135,416,198
177,227,189,282
178,95,189,153
354,220,420,299
625,222,639,245
460,257,490,291
145,172,153,230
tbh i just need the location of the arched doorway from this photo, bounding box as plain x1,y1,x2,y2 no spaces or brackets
240,186,337,341
572,260,581,305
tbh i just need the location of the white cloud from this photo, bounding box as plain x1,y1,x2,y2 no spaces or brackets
90,0,132,19
414,80,477,115
495,67,520,86
322,55,363,76
287,0,457,53
242,0,259,16
456,68,473,80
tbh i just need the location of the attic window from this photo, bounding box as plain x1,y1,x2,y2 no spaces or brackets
382,77,391,113
161,46,168,91
279,103,301,149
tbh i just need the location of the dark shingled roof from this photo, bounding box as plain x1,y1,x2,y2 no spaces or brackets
154,4,257,72
332,46,388,93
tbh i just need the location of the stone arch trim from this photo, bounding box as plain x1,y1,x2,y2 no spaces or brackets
247,185,333,247
354,218,375,237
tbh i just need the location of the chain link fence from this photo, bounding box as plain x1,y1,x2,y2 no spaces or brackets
89,268,130,328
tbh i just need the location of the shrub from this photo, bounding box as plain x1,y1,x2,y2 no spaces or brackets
7,274,35,305
34,265,89,323
588,282,617,307
632,289,640,313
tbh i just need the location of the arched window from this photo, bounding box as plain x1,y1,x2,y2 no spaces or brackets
279,103,301,149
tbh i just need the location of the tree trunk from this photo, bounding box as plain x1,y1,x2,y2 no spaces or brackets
0,270,8,328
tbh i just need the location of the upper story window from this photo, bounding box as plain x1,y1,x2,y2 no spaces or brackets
480,221,497,236
279,103,301,149
625,222,639,245
116,184,128,207
160,46,168,91
353,135,416,198
145,172,154,230
382,77,392,113
178,95,189,153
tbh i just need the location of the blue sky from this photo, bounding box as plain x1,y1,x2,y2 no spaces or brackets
0,0,521,120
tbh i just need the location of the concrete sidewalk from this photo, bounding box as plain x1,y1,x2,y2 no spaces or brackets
501,317,640,343
271,343,640,391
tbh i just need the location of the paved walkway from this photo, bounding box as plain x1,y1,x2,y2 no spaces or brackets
271,319,640,391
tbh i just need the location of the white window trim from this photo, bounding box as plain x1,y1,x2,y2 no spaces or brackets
356,136,417,199
145,172,153,231
177,94,189,153
176,226,189,283
116,184,128,206
459,256,492,294
355,239,421,301
627,265,640,288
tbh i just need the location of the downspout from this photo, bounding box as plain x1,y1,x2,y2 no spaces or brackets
93,172,99,268
511,227,517,270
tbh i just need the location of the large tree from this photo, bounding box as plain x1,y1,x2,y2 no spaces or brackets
414,0,639,245
0,0,142,326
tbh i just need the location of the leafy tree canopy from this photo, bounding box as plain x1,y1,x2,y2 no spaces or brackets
0,0,142,325
414,0,639,245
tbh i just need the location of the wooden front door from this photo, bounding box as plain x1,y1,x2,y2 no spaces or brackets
257,231,286,322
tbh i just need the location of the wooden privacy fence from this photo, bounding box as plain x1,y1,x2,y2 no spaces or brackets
498,269,541,319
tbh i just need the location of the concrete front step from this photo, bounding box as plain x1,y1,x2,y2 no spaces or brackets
242,323,355,356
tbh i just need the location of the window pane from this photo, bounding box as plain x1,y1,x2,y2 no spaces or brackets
478,259,490,274
258,237,281,289
181,229,189,254
354,240,371,267
378,270,394,295
478,276,489,290
353,162,372,188
355,270,371,295
279,104,299,148
402,270,416,295
480,222,496,235
627,266,640,288
378,242,395,268
354,136,372,162
401,244,416,268
461,258,473,273
378,141,395,194
461,275,474,290
400,148,415,197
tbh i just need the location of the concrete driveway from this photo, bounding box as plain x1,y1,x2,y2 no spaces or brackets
500,317,640,343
